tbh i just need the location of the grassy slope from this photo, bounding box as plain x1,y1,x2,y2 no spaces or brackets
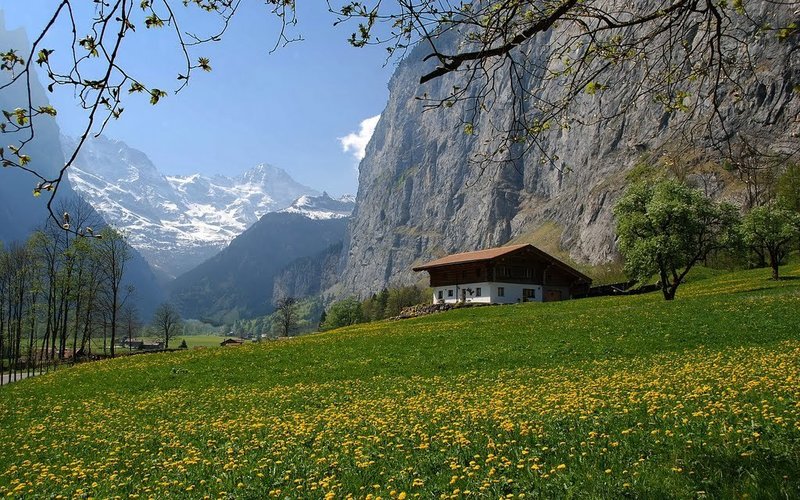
0,265,798,498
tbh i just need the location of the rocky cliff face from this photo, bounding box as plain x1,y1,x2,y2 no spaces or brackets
341,2,800,296
272,242,344,303
0,15,67,243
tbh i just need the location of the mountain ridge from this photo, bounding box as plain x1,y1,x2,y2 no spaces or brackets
64,135,324,277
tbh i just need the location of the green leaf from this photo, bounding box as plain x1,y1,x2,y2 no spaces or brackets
149,89,167,105
585,81,606,95
128,82,145,93
79,36,99,57
13,108,28,126
197,57,212,72
37,105,57,117
145,14,164,28
36,49,53,65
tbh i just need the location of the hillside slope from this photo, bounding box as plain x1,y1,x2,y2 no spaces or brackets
169,213,349,323
1,265,798,497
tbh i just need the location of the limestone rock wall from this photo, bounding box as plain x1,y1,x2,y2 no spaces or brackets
341,2,800,296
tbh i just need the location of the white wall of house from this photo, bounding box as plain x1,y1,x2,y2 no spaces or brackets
431,282,551,305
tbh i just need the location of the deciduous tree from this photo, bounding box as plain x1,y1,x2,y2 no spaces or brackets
152,302,181,349
742,204,800,280
96,227,132,357
614,178,741,300
321,298,363,330
777,164,800,214
274,296,298,338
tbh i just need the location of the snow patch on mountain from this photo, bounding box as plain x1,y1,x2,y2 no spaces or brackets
64,135,319,278
280,192,356,220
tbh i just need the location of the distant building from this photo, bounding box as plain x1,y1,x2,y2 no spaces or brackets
413,244,592,305
220,338,246,347
141,341,164,350
121,338,144,350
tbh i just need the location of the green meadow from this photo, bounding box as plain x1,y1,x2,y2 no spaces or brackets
0,265,798,498
133,335,229,349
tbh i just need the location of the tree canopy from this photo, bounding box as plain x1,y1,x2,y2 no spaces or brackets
614,178,741,300
742,204,800,280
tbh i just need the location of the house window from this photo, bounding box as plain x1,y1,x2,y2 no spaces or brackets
476,287,482,297
497,287,505,297
438,290,443,300
448,289,454,297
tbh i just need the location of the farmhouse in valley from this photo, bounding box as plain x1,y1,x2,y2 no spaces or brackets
220,338,246,347
413,244,592,304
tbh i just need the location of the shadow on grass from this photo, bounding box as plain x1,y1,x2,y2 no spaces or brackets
688,448,800,498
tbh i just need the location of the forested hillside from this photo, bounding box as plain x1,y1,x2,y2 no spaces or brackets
169,213,349,323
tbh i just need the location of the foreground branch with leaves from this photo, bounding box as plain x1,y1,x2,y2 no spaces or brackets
3,0,799,221
0,0,292,227
333,0,800,170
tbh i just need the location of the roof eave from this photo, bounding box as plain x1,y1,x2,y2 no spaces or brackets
413,258,487,272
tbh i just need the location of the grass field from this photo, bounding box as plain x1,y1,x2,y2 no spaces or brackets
130,335,229,349
0,265,798,498
178,335,230,348
2,335,226,366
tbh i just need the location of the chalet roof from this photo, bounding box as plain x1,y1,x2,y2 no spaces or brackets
220,338,245,345
412,244,530,270
412,243,592,282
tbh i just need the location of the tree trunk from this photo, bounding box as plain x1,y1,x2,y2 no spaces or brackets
27,291,38,378
110,297,117,358
769,249,780,280
659,268,675,300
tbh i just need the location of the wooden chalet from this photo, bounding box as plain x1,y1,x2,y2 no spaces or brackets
412,244,592,304
121,338,144,350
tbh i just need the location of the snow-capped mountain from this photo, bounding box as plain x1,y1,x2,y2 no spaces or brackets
64,135,319,278
279,192,355,219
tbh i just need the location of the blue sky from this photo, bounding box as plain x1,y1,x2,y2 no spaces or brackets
1,2,397,195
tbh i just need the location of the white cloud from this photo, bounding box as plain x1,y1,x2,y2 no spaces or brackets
339,115,380,161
